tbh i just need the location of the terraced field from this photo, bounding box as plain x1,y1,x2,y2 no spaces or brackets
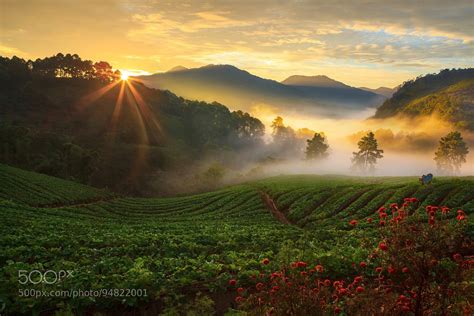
0,164,473,314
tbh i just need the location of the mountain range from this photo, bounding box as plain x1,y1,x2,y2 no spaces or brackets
138,65,387,118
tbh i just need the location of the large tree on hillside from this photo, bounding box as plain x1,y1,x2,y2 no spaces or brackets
434,131,469,175
351,131,384,173
305,133,329,160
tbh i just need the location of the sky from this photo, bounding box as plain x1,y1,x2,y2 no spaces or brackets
1,0,473,88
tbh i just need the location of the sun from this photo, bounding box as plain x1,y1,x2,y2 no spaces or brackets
121,72,129,81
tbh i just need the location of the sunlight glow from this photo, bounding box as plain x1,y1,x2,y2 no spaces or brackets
121,72,129,81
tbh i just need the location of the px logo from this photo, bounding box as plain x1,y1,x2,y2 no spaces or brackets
18,270,73,285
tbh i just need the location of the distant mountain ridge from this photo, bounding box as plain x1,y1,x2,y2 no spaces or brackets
138,65,387,118
359,86,396,98
373,68,474,130
281,75,349,88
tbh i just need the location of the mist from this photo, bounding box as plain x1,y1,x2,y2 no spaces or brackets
222,104,474,182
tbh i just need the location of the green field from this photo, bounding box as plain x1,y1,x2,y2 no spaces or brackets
0,164,473,314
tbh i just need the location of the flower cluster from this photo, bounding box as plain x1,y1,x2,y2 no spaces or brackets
231,198,472,315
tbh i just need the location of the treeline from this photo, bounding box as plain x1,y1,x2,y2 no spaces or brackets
0,53,121,85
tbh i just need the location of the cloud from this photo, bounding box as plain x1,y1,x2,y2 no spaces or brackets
0,43,25,56
2,0,473,87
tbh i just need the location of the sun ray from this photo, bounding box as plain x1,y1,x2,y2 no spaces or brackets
75,80,120,110
127,81,163,144
124,83,150,181
107,80,126,143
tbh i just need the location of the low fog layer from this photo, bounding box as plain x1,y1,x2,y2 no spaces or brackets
233,105,474,178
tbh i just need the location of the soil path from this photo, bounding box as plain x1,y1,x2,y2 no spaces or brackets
260,191,291,225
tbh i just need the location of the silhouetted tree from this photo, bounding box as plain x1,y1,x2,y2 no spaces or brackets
305,133,329,160
351,131,384,173
434,131,469,175
94,61,114,82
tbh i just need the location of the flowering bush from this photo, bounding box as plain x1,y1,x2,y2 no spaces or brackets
231,198,473,315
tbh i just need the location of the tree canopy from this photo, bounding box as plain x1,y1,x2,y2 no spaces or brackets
305,133,329,160
434,131,469,175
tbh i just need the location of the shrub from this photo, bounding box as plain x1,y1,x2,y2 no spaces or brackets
233,199,472,315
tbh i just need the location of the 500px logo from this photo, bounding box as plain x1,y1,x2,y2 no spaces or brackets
18,270,73,285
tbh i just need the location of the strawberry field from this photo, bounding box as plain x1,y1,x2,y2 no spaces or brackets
0,164,472,315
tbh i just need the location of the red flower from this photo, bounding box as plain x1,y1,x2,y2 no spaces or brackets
296,261,308,268
390,203,398,209
367,217,373,223
375,267,383,273
349,219,358,226
354,276,363,283
456,210,467,222
441,206,450,214
453,253,463,262
430,259,438,266
402,267,409,273
300,271,307,277
359,261,367,268
378,206,387,212
262,258,270,265
235,296,244,303
256,282,264,291
338,288,348,296
271,285,280,292
379,242,388,251
379,220,386,226
356,286,364,293
335,307,342,314
315,264,324,273
237,287,244,294
379,212,388,218
388,266,396,274
324,279,331,286
228,279,237,286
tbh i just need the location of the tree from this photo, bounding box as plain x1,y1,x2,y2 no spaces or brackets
93,61,115,82
351,131,383,173
305,133,329,160
271,116,296,145
434,131,469,175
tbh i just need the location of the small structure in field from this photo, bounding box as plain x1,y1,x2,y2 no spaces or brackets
419,173,433,185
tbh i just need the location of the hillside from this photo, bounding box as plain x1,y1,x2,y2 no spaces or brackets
373,68,474,130
0,55,266,195
138,65,386,118
1,163,473,314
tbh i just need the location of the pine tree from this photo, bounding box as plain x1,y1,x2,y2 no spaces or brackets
351,132,384,173
434,131,469,175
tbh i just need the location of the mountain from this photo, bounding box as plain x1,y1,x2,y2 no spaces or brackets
359,86,396,98
167,65,188,72
138,65,386,118
373,68,474,130
281,75,349,88
281,74,387,109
